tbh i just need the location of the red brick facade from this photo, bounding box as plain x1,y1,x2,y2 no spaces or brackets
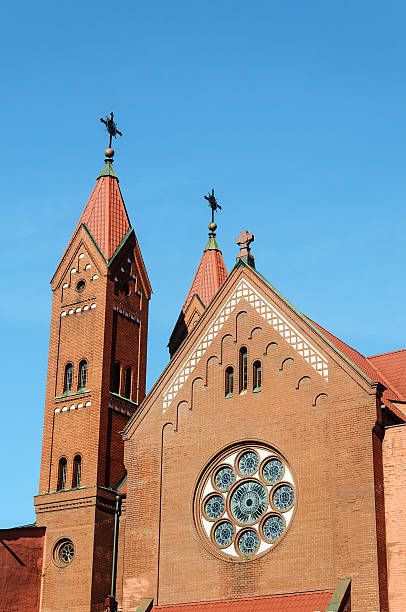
383,424,406,612
33,160,151,612
121,264,395,612
2,151,406,612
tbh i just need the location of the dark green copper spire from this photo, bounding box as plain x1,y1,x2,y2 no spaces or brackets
98,149,118,180
204,222,221,252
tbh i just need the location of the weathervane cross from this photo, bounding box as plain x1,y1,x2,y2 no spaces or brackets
204,188,222,224
100,112,123,148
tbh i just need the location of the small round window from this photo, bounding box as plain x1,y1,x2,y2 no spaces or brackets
76,280,86,293
53,538,75,567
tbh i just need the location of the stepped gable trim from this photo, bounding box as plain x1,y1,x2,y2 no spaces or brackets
51,223,107,289
123,262,386,440
162,276,329,411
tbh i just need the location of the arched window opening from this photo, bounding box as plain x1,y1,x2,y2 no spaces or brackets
124,367,132,399
72,455,82,488
112,362,121,394
239,347,248,392
57,457,67,491
225,367,234,398
78,360,87,391
253,361,262,392
64,363,73,394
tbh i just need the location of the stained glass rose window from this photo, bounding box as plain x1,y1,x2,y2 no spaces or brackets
194,443,296,561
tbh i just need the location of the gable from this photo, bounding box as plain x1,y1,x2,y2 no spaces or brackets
163,276,329,411
51,224,107,291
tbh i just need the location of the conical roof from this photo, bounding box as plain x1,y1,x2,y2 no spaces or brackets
168,228,228,356
182,232,227,312
70,158,130,261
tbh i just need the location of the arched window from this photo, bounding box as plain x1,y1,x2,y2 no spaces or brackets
112,362,121,394
64,363,73,394
253,360,262,391
78,360,87,391
72,455,82,488
124,367,132,399
57,457,67,491
225,367,234,397
239,347,248,392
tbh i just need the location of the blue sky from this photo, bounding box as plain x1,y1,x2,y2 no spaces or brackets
1,1,405,527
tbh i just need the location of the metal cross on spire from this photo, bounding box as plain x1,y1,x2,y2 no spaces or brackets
100,112,123,149
204,188,222,224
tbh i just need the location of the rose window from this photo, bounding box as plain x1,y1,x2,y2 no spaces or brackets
194,443,296,561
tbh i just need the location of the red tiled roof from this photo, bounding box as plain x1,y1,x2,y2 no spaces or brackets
306,317,405,420
71,173,130,261
367,349,406,401
154,590,334,611
182,248,227,312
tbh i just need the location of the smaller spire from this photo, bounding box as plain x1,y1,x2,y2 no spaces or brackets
236,229,255,268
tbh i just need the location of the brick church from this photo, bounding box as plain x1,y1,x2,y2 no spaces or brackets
1,135,406,612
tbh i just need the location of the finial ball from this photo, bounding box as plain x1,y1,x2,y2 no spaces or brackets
105,147,114,158
208,222,217,232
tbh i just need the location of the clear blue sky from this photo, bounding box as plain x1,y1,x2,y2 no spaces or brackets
1,1,405,528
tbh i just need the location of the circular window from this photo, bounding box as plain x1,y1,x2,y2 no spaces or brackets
213,521,234,548
237,450,259,476
272,484,295,511
262,458,284,484
237,529,259,556
230,480,267,525
76,280,86,293
204,494,225,520
53,538,75,567
213,465,235,491
262,514,284,541
194,442,296,561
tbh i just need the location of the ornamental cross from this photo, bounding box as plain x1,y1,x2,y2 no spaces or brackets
204,188,222,223
100,112,123,148
236,230,255,257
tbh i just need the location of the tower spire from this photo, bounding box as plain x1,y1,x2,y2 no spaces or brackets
63,114,131,262
168,190,228,356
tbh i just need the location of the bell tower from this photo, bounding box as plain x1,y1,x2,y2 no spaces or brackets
34,128,151,611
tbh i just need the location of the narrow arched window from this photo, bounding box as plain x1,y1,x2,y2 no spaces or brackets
112,362,121,394
57,457,67,491
64,363,73,394
253,360,262,391
225,367,234,397
239,347,248,392
72,455,82,488
124,367,132,399
78,360,87,391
